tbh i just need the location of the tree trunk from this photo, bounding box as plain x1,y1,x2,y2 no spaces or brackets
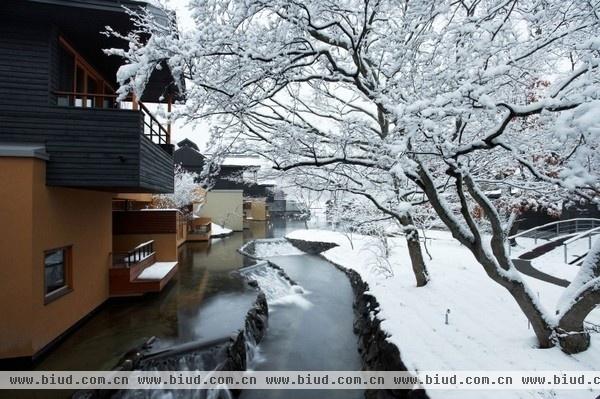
399,214,429,287
557,286,600,353
412,166,555,347
474,246,555,348
508,218,520,247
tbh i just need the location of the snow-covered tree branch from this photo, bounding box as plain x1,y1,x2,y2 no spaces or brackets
108,0,600,352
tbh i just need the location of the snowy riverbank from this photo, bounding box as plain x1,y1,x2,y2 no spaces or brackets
286,229,600,399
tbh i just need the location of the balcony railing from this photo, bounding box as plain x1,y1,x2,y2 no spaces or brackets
112,240,155,268
54,91,170,145
139,101,170,145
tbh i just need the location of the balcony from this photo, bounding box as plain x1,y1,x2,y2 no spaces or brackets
109,240,178,297
0,102,174,193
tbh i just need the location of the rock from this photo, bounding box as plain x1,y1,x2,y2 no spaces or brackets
245,291,269,344
333,264,430,399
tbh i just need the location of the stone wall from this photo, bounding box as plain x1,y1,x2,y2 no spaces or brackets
287,237,429,399
285,237,339,254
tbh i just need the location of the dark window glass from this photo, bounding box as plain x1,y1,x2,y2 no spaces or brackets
58,45,74,92
44,249,66,294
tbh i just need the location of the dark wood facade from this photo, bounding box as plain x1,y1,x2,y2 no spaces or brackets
113,210,179,235
0,1,176,193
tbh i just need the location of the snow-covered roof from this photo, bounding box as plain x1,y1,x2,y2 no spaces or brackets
221,156,266,167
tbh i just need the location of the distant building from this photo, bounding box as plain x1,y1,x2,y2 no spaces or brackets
174,139,276,229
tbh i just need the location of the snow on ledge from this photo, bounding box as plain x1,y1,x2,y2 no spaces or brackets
136,262,177,280
211,223,233,237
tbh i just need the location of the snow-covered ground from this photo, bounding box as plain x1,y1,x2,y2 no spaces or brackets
530,239,591,281
509,235,593,282
285,229,600,399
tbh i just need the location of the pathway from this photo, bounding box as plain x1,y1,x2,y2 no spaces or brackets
512,235,574,287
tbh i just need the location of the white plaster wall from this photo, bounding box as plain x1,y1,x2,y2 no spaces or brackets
198,190,244,231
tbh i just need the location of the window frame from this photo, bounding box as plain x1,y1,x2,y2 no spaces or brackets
43,246,73,305
56,36,116,108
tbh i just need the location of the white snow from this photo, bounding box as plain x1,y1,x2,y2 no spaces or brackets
286,229,600,399
211,223,233,237
530,239,592,281
221,156,265,167
136,262,177,280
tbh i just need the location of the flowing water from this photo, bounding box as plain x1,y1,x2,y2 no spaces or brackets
9,217,362,399
241,255,363,399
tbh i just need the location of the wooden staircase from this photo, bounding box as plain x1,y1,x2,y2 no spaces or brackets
109,240,178,297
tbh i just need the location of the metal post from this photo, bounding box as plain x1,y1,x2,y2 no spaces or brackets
564,244,568,264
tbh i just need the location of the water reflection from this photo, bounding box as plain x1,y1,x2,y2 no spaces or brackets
33,218,315,372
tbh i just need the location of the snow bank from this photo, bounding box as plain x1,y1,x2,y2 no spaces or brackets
211,223,233,237
286,229,600,399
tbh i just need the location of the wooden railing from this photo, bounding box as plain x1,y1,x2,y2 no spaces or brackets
54,91,120,109
139,101,170,145
53,91,170,145
112,240,155,268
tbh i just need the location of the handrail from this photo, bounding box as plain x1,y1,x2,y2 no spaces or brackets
132,240,155,251
563,226,600,245
139,101,170,145
54,90,121,109
112,240,155,268
54,90,119,98
509,218,600,240
562,226,600,263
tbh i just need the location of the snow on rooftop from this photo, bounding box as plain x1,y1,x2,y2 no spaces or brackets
221,156,267,167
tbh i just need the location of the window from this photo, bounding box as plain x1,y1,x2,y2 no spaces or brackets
44,246,72,304
56,36,117,108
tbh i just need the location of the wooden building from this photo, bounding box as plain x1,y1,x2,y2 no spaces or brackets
0,0,181,366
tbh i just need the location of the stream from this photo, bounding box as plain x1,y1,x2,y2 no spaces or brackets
13,217,362,399
242,255,363,399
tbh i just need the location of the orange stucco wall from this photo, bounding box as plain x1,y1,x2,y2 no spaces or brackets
0,158,35,358
0,158,113,359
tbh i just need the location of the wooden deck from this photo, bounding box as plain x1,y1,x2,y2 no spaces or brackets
109,250,178,297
